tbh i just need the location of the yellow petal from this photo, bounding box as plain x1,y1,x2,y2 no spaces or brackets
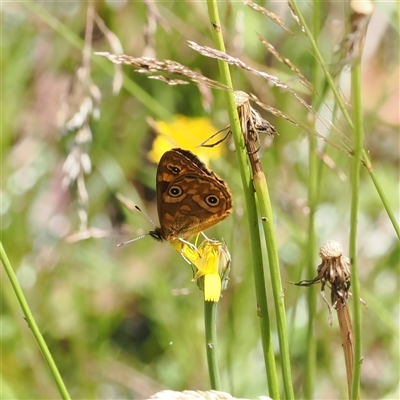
170,242,183,253
204,273,222,302
148,115,223,164
180,243,200,264
192,269,205,281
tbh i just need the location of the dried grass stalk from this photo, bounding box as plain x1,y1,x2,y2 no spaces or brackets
93,12,123,94
97,48,351,157
187,40,315,115
256,32,313,91
336,296,356,399
95,52,230,90
244,0,294,35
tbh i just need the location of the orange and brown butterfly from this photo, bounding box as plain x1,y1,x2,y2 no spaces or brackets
149,148,232,243
118,148,232,247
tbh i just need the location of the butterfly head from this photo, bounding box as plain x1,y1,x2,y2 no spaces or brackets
149,228,164,242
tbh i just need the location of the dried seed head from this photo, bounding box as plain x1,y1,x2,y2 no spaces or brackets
319,240,343,260
317,240,350,287
293,240,352,325
293,240,365,326
199,91,276,155
233,91,277,141
234,90,249,107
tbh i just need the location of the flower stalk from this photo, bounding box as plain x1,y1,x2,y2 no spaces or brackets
177,238,231,389
204,301,221,390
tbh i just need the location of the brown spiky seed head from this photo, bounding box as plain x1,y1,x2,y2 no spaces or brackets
234,91,249,107
319,240,343,260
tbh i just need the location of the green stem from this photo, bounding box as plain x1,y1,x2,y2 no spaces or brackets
349,57,363,400
253,173,295,400
250,230,281,400
204,301,221,390
289,0,400,240
367,170,400,238
0,242,71,400
304,179,317,400
243,186,281,399
304,1,322,397
205,1,281,398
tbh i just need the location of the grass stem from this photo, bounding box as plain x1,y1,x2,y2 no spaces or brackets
253,172,294,399
205,1,281,397
304,1,322,397
0,242,71,400
349,55,364,400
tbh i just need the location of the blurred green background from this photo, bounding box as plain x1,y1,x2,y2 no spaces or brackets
2,2,399,399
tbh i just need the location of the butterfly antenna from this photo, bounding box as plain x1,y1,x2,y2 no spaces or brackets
117,234,148,247
135,205,157,227
117,205,157,247
116,194,157,227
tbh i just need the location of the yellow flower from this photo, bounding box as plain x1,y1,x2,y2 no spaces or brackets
148,115,224,165
174,237,231,302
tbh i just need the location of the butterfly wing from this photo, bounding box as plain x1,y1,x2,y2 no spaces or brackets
155,148,232,242
159,173,232,241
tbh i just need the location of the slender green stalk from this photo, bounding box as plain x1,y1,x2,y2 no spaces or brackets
0,243,71,400
367,171,400,238
205,1,281,398
249,236,281,400
289,0,400,240
304,177,317,400
349,57,363,400
304,1,322,397
253,173,294,400
204,301,221,390
244,197,281,400
290,3,366,397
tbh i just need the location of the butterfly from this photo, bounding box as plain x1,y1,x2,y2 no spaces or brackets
118,148,232,248
148,148,232,243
